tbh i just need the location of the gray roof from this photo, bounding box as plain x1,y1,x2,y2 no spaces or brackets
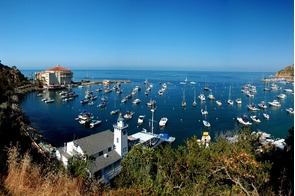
89,150,121,173
74,130,113,156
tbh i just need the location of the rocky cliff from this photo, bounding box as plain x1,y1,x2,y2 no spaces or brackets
275,64,294,79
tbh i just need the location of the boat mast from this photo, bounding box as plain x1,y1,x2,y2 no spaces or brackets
151,108,155,134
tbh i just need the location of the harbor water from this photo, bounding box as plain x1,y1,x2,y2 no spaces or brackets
21,70,294,148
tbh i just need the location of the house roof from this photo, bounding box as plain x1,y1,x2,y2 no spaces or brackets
74,130,114,156
46,65,72,73
89,150,121,173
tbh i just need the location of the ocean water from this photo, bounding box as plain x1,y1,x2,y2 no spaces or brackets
21,70,294,148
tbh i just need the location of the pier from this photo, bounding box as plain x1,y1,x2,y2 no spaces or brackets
80,79,131,86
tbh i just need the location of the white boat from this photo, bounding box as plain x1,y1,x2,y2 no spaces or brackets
201,106,208,115
158,90,164,96
235,98,242,104
41,97,49,102
182,88,186,107
192,87,197,107
133,98,141,104
190,81,196,84
121,98,127,103
228,86,233,105
138,115,145,125
258,101,267,109
198,94,206,101
237,115,252,126
159,117,168,127
124,111,134,119
146,99,156,107
263,113,270,119
247,103,259,111
45,98,54,103
286,108,294,114
250,115,261,123
110,109,119,115
203,120,211,127
284,88,293,93
216,100,222,106
207,92,215,100
90,119,101,128
277,93,287,99
268,100,281,107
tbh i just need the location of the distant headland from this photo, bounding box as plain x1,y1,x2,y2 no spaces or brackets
275,64,294,81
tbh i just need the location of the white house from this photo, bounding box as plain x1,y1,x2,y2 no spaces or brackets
56,113,128,181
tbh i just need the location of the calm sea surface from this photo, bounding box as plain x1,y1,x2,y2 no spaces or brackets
21,70,294,147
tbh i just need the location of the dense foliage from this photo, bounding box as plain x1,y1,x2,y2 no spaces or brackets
114,128,293,195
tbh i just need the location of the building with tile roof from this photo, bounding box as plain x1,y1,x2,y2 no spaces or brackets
56,113,129,182
35,64,73,88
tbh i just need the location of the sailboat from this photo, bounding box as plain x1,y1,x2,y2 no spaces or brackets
110,97,119,115
182,88,186,107
227,86,233,105
192,87,197,107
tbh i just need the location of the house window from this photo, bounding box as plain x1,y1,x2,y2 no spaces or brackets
99,151,103,156
108,147,112,152
123,147,127,152
117,138,119,143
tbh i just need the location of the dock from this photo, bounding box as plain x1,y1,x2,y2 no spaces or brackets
81,79,131,86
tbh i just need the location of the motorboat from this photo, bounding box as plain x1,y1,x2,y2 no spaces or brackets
286,108,294,114
45,98,54,103
258,101,267,109
284,88,293,93
216,100,222,106
235,98,242,104
208,92,215,100
268,100,281,107
247,103,259,111
198,94,206,101
146,99,156,107
277,93,287,99
250,115,261,123
110,109,119,115
237,115,252,126
158,90,164,96
90,119,101,128
133,98,141,104
227,99,234,105
121,98,127,103
203,120,211,127
97,101,106,108
159,117,168,127
80,99,89,104
182,88,186,107
138,115,145,125
201,108,208,115
263,113,270,119
124,111,134,119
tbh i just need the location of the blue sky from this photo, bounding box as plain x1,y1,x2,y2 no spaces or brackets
1,0,293,71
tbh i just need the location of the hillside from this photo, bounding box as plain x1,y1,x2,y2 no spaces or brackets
275,64,294,79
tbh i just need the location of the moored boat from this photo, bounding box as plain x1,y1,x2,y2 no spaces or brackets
159,117,168,127
138,115,145,125
268,100,281,107
237,115,252,126
90,119,102,128
250,115,261,123
263,113,270,119
286,108,294,114
258,101,267,109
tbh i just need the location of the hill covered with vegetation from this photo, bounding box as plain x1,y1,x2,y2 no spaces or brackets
275,64,294,79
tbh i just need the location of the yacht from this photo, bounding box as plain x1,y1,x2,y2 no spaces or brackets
235,98,242,104
277,93,287,99
263,113,270,119
268,100,281,107
146,99,156,107
216,100,222,106
159,117,168,127
133,98,141,104
250,115,261,123
286,108,294,114
44,98,55,103
284,88,293,93
247,103,259,111
203,120,211,127
138,115,145,125
110,109,119,115
207,92,215,100
124,111,134,119
237,115,252,126
258,101,267,109
90,119,101,128
198,94,206,101
201,106,208,115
